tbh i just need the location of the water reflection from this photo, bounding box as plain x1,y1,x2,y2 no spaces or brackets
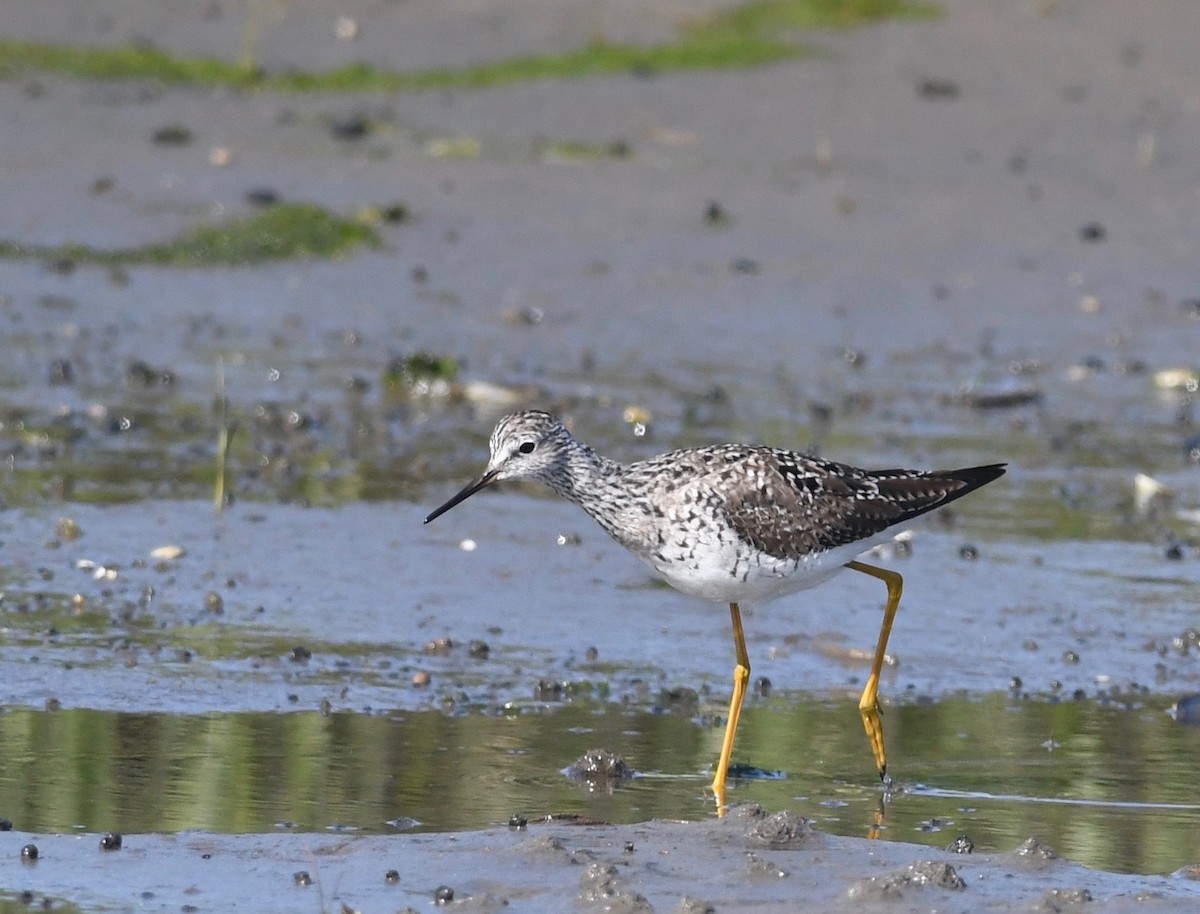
0,695,1196,875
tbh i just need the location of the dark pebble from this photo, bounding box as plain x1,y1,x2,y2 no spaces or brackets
753,676,772,698
1009,676,1023,691
917,77,960,99
1062,650,1080,664
21,843,38,861
382,202,409,223
624,841,635,853
565,748,634,783
959,544,979,560
731,257,760,275
946,834,974,853
0,818,11,830
152,124,192,145
48,359,74,385
704,201,727,225
204,591,224,613
331,115,370,141
385,869,400,884
1079,222,1106,242
294,870,313,886
508,814,527,829
434,885,454,905
290,645,312,662
100,832,122,850
1165,542,1184,561
410,266,428,283
245,188,280,207
533,679,564,701
468,639,490,659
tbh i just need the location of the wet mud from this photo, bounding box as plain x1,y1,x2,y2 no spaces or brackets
2,0,1200,910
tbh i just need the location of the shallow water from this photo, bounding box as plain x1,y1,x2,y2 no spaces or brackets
2,695,1198,875
4,5,1200,905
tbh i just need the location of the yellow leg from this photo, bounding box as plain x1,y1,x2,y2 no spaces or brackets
712,601,750,810
845,560,903,781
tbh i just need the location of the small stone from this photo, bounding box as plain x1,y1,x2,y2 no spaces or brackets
204,591,224,613
946,834,974,853
412,670,431,688
1079,222,1106,242
100,832,122,850
385,869,400,884
508,814,528,829
294,870,313,886
434,885,454,905
21,844,38,861
959,543,978,560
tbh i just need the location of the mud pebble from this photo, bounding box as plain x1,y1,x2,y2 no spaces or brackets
385,869,400,884
381,202,409,223
293,871,313,886
1015,836,1058,860
434,885,454,905
54,517,82,541
331,115,370,141
565,748,633,783
1079,222,1106,242
946,834,974,853
48,359,74,385
1167,693,1200,724
412,670,431,688
411,265,428,283
1062,650,1080,664
21,844,38,861
204,591,224,613
508,814,527,829
468,639,489,659
1038,887,1094,910
289,645,312,662
245,188,280,207
746,810,816,850
958,543,978,560
957,385,1042,409
100,832,122,850
731,257,760,275
744,852,788,879
152,124,192,145
849,860,965,899
704,201,728,225
917,77,960,99
577,863,650,911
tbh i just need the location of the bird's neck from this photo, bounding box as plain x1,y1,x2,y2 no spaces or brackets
544,439,628,512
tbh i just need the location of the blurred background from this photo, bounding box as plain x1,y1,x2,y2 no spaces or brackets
0,0,1198,880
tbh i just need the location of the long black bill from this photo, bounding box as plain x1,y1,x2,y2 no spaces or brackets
424,470,499,524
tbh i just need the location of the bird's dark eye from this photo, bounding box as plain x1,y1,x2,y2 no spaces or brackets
518,441,536,455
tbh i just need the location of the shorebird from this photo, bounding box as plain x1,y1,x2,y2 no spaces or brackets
424,410,1004,804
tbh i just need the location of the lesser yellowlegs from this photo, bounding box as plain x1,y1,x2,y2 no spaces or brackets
424,410,1004,804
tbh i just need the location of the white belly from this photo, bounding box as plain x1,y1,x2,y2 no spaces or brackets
642,529,900,605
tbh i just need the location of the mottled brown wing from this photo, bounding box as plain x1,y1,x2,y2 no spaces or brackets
722,452,1005,560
